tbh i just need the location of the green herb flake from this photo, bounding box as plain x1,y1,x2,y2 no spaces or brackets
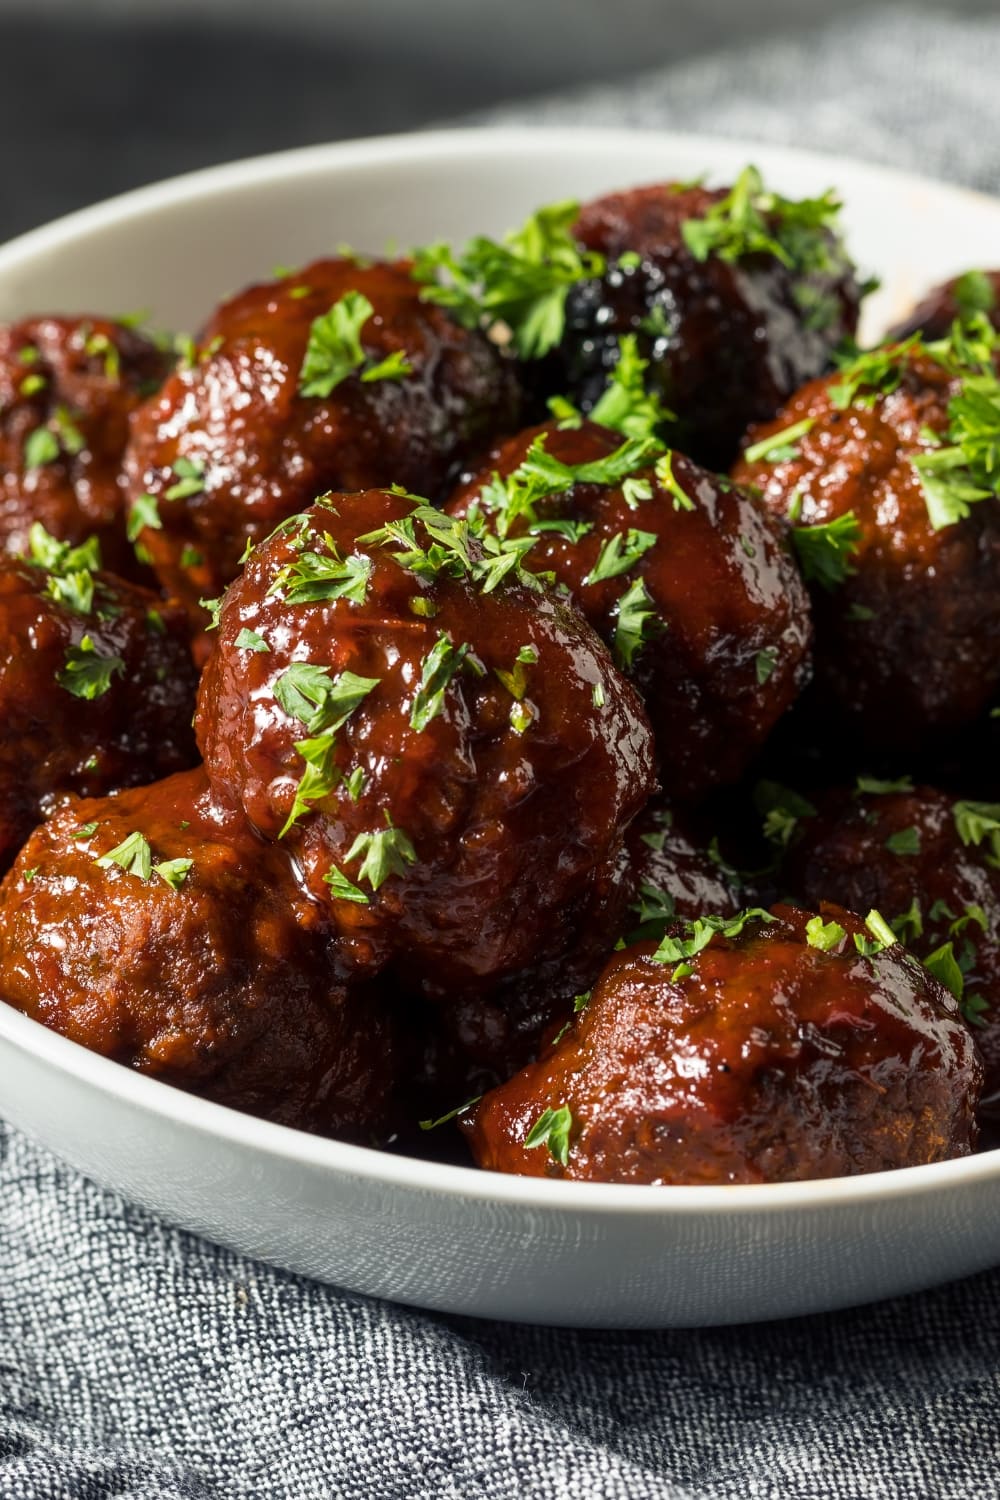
613,577,661,670
654,450,695,511
805,915,846,951
299,290,413,397
127,493,161,542
57,636,124,700
583,527,658,586
95,830,153,880
885,826,921,856
589,333,675,440
924,941,965,1002
24,426,60,469
235,628,270,653
791,511,861,589
418,1096,482,1131
411,634,471,732
154,858,194,891
856,774,914,795
273,663,379,736
755,646,779,685
411,201,606,360
164,456,206,502
743,417,815,466
323,865,370,905
524,1103,574,1166
343,820,418,892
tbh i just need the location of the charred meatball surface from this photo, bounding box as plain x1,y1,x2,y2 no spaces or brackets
448,421,811,801
0,537,197,871
0,769,398,1140
733,341,1000,748
0,316,171,577
463,905,981,1184
125,259,521,630
623,800,742,931
195,490,655,995
785,783,1000,1109
545,175,862,468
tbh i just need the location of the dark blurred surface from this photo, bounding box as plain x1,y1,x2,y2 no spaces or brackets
1,1,998,242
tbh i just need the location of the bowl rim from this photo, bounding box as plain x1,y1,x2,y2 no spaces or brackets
3,123,1000,1221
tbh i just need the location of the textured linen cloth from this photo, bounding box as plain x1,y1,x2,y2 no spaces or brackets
5,8,1000,1498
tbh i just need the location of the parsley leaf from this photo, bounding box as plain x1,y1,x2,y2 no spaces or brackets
524,1104,574,1166
323,864,370,905
411,633,471,731
681,167,845,279
755,646,779,685
589,334,675,440
127,493,161,543
273,664,379,736
299,291,413,397
343,821,418,891
164,455,205,501
154,858,193,891
613,577,660,669
651,907,775,965
791,511,861,589
95,831,152,880
805,915,846,951
57,636,124,699
953,800,1000,862
234,628,270,653
743,417,815,466
270,546,372,606
885,826,921,856
924,941,965,1003
583,527,657,585
412,201,605,359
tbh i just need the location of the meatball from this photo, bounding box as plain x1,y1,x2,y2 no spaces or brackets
544,173,863,468
0,534,197,871
785,783,1000,1109
889,268,1000,341
462,904,981,1184
623,799,742,934
447,420,812,800
124,258,521,632
0,315,171,577
195,489,655,995
732,339,1000,748
0,769,399,1140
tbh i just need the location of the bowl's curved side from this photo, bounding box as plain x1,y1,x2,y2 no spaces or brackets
3,128,1000,1326
5,1018,1000,1329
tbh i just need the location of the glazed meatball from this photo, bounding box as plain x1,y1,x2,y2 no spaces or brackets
124,258,521,631
447,420,812,800
785,783,1000,1109
544,173,863,467
0,315,171,577
462,904,981,1184
0,769,398,1140
0,535,197,871
733,338,1000,748
623,799,742,933
889,268,1000,341
195,490,655,996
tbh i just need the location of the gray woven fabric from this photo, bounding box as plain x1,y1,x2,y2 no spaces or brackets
5,7,1000,1498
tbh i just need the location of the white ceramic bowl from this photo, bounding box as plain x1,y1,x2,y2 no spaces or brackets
2,128,1000,1329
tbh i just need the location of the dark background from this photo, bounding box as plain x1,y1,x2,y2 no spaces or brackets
1,0,996,242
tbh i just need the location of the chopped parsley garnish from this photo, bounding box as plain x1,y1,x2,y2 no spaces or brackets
20,373,46,398
681,168,845,283
755,780,817,847
274,664,379,736
154,858,193,891
299,291,412,397
612,577,660,669
412,201,605,359
323,865,370,905
754,646,779,686
478,433,661,539
856,774,914,795
588,334,674,441
791,511,861,589
72,822,99,840
953,800,1000,863
805,915,846,951
742,417,815,466
280,734,339,837
24,426,60,469
524,1104,574,1167
127,493,161,543
953,270,996,319
270,546,372,606
923,941,966,1007
509,700,535,734
651,907,775,965
654,451,695,511
235,628,270,653
495,644,537,702
342,819,418,892
885,826,921,856
95,831,153,880
891,898,924,945
583,527,657,585
418,1096,483,1132
411,633,471,732
853,908,898,955
164,456,205,501
57,636,124,699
